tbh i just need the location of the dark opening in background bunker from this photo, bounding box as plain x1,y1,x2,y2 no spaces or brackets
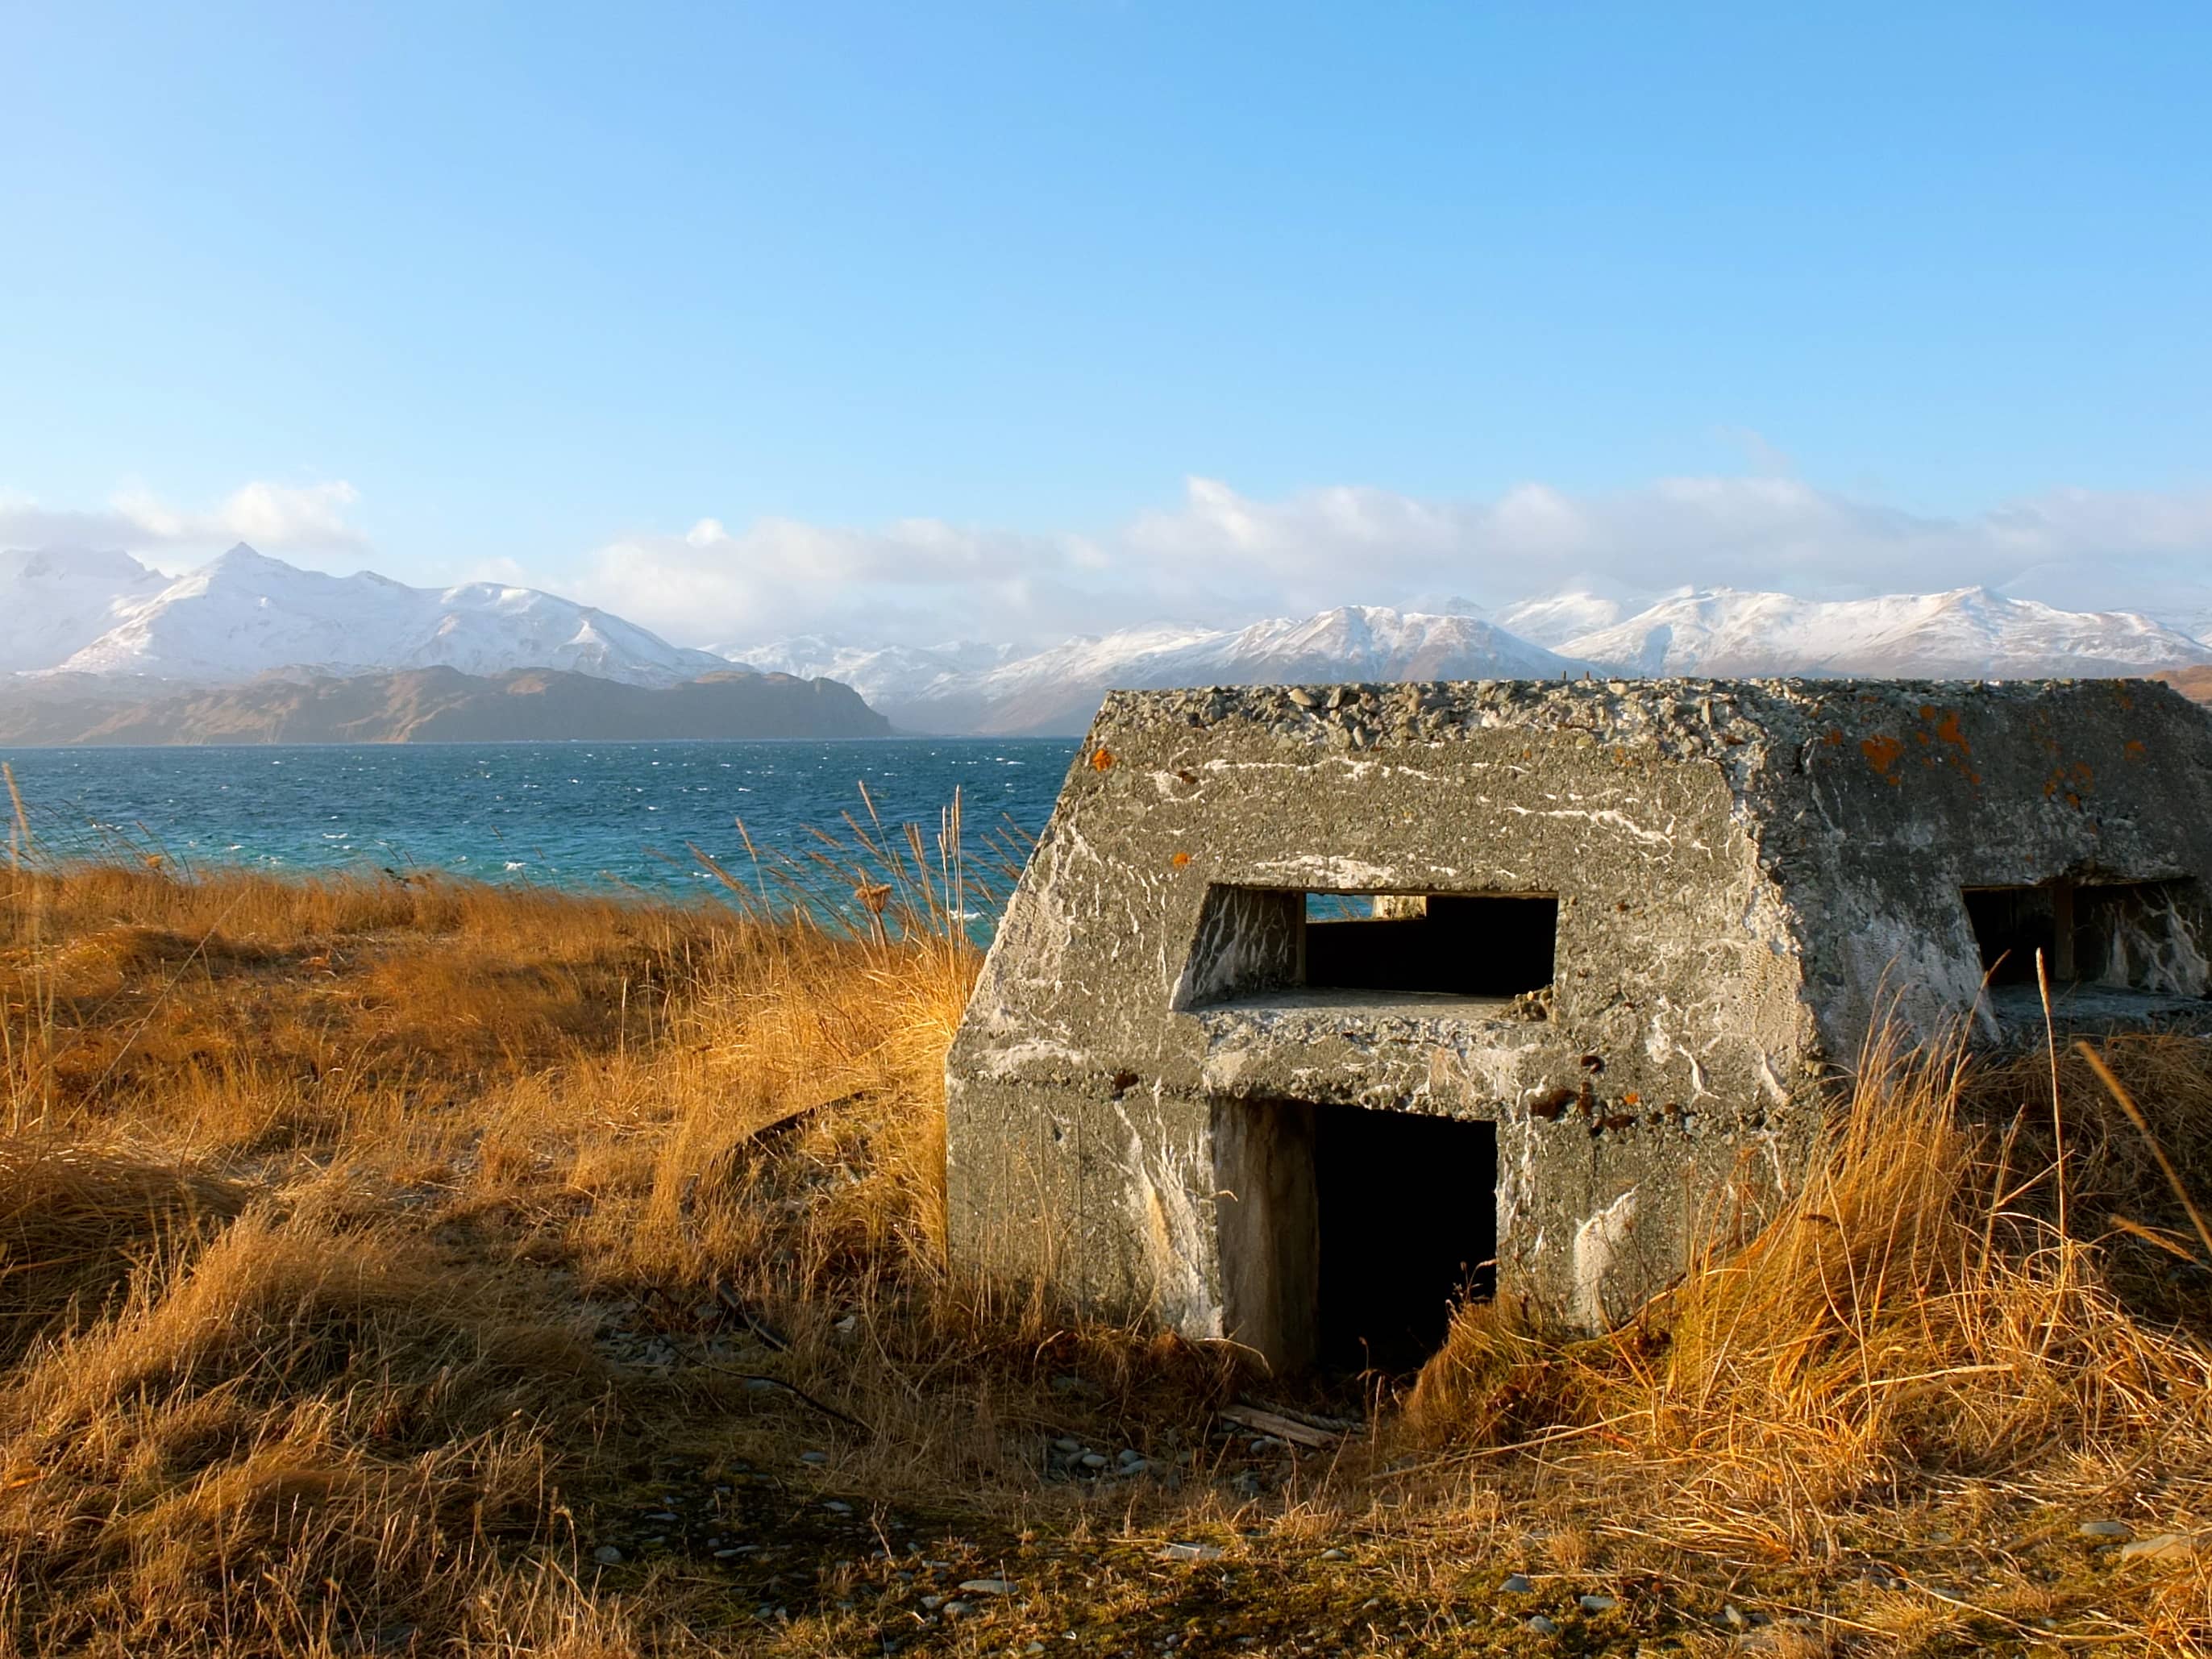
1965,876,2211,1027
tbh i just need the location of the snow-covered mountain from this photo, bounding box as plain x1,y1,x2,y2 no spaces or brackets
721,637,1020,710
1558,587,2212,680
7,544,738,687
752,607,1583,735
0,547,167,673
746,590,2212,736
1495,589,1628,647
12,543,2208,738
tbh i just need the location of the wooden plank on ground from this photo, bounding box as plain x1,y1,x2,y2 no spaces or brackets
1217,1404,1344,1449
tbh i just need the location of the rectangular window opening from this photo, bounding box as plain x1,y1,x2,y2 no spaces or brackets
1964,878,2208,995
1303,892,1557,997
1214,1096,1495,1375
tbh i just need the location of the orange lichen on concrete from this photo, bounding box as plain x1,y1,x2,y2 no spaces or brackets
1170,850,1192,867
1861,734,1905,778
1090,746,1116,771
2044,760,2095,805
1915,708,1981,784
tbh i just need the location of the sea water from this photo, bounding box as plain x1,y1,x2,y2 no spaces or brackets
0,739,1079,913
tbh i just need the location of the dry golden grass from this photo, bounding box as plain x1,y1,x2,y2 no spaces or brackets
1406,1032,2212,1649
2,849,2210,1654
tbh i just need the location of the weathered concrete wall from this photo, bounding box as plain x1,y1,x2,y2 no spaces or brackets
1749,680,2212,1046
946,677,2212,1357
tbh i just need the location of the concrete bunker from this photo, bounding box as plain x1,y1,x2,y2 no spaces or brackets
946,678,2212,1371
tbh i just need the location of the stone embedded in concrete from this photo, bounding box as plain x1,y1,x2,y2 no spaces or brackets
946,676,2212,1366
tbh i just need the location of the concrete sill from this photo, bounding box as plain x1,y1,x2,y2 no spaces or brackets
1194,988,1541,1025
1982,982,2212,1036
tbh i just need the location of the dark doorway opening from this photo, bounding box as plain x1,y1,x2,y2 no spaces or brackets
1303,893,1557,998
1316,1104,1495,1370
1214,1097,1495,1374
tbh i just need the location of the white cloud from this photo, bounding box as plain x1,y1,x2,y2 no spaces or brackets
0,480,367,563
581,514,1100,649
13,470,2212,652
582,474,2212,652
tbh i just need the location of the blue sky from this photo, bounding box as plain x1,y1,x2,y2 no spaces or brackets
3,2,2209,647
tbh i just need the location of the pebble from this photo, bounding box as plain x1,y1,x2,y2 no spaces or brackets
1721,1604,1749,1628
1080,1453,1109,1470
825,1500,854,1514
800,1450,829,1466
592,1545,622,1565
2077,1519,2132,1540
642,1511,678,1523
1117,1447,1145,1466
2118,1532,2197,1561
1158,1542,1226,1562
1578,1594,1618,1612
1501,1574,1534,1594
1053,1437,1083,1454
1320,1548,1349,1561
1120,1457,1151,1476
742,1376,780,1392
942,1599,971,1616
921,1595,944,1611
958,1578,1014,1595
1525,1615,1558,1635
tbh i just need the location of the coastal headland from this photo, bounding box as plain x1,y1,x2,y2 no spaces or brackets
0,665,891,746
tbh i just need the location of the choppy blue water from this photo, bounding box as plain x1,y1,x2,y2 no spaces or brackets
0,740,1079,908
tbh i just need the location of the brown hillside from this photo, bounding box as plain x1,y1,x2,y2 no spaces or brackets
0,665,890,745
2154,664,2212,704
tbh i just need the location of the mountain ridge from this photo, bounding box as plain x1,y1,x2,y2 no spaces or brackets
742,592,2212,735
0,664,890,746
10,546,2210,742
4,543,738,688
1554,585,2210,680
769,607,1585,736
